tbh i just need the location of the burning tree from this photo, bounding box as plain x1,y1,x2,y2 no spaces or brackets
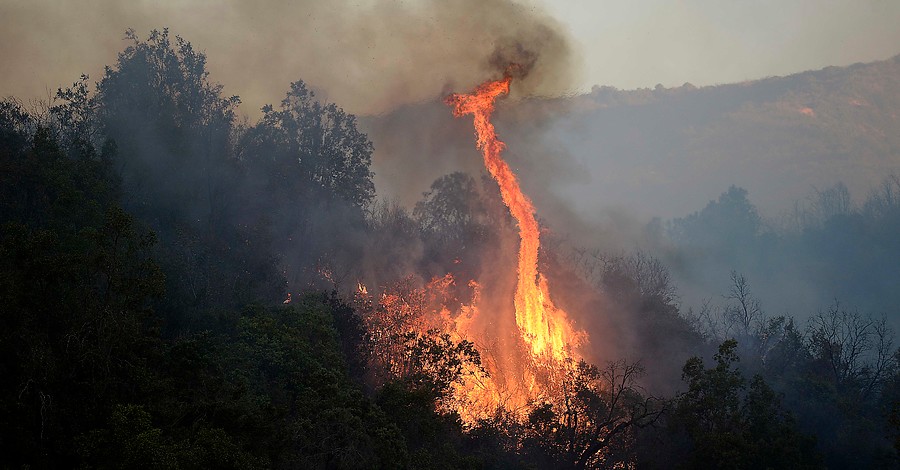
354,276,486,410
523,360,665,469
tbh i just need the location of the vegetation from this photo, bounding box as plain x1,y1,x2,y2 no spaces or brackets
1,29,897,468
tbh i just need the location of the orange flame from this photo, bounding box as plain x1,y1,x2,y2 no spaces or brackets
445,76,585,364
355,76,589,423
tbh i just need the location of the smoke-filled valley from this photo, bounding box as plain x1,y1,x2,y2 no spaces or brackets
2,2,900,468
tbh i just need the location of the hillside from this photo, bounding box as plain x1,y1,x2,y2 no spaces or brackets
3,29,898,469
363,54,900,221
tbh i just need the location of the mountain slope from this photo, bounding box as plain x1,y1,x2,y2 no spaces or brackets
363,54,900,222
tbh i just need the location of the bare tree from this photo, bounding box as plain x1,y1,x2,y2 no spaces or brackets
863,174,900,219
689,272,765,343
569,249,678,307
807,301,897,400
724,271,764,339
812,183,852,222
684,297,725,341
525,359,665,469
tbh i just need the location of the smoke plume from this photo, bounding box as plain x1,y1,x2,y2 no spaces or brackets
0,0,578,116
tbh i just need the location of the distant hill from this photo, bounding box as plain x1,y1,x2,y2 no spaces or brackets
362,54,900,221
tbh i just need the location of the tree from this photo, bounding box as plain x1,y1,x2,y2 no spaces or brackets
237,80,376,290
670,186,761,250
724,271,763,339
246,80,374,209
666,186,766,301
355,276,483,405
0,120,168,466
521,360,664,469
232,296,407,468
88,29,286,325
862,174,900,220
96,28,240,225
414,172,491,246
669,340,821,469
807,302,896,402
360,201,424,286
570,250,702,392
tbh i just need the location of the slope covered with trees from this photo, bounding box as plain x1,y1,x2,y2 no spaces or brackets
1,29,898,469
362,53,900,220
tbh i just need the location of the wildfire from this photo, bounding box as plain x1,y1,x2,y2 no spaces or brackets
353,74,588,423
445,75,585,364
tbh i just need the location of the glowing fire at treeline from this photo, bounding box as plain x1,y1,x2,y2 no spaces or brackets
353,74,587,421
445,75,585,363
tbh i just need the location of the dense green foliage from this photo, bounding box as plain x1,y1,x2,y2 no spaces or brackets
665,340,821,469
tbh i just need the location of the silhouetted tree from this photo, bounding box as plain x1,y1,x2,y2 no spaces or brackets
96,28,240,225
668,340,821,469
522,360,664,469
246,80,374,210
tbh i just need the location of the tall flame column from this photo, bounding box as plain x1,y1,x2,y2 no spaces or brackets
446,77,582,363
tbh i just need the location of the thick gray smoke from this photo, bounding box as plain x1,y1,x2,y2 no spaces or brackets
0,0,577,116
2,0,589,235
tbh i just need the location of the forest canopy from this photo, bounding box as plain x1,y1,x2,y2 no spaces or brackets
1,29,899,469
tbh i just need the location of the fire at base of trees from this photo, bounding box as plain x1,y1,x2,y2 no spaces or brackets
1,29,899,469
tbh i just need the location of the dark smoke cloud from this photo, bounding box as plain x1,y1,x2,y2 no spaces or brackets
0,0,579,116
1,0,589,241
0,0,682,386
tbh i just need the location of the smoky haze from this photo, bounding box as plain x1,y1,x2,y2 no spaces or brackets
5,0,898,371
3,0,900,465
0,0,578,117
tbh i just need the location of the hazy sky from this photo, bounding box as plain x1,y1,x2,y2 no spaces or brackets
544,0,900,89
1,0,898,116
